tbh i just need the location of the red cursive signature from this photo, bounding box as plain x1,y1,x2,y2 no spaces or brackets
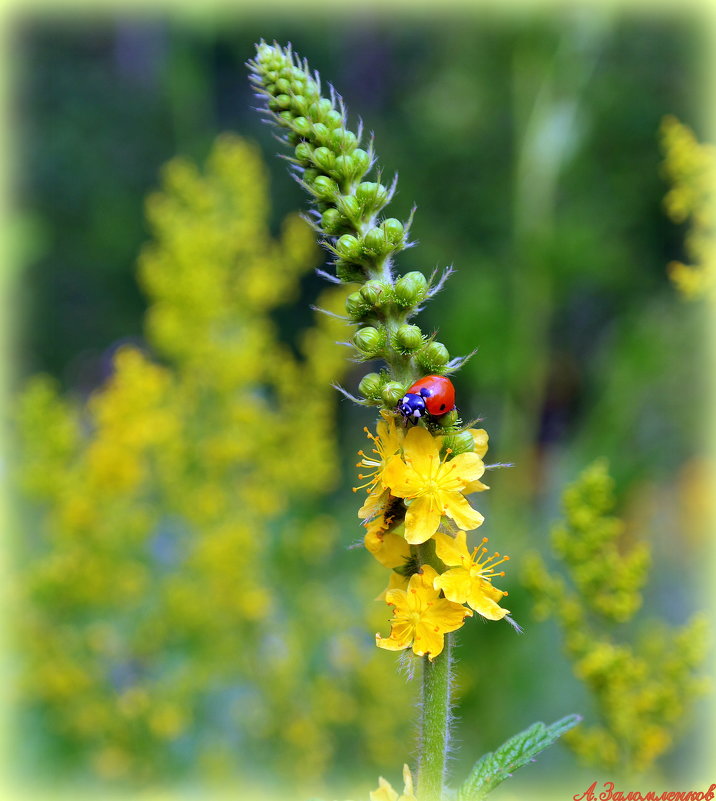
573,781,716,801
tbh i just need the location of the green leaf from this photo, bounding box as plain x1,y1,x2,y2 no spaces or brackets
457,714,581,801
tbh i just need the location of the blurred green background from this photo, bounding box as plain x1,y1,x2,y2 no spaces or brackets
10,7,713,800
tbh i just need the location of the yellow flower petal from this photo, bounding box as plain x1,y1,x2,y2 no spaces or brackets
365,524,410,569
433,531,471,568
467,582,509,620
469,428,489,458
404,495,442,544
433,567,473,604
443,492,484,531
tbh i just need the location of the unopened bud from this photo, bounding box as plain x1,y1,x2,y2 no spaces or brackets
311,175,338,200
345,292,369,320
294,142,313,164
329,128,358,154
395,324,423,353
292,116,312,137
321,208,344,235
312,122,330,144
359,372,383,401
336,234,362,261
354,326,384,357
360,280,389,308
356,182,389,212
362,227,387,256
324,110,344,129
381,218,404,247
382,382,405,407
443,430,475,456
417,341,450,372
312,146,335,173
394,271,428,307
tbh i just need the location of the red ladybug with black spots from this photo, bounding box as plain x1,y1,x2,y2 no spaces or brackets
398,375,456,423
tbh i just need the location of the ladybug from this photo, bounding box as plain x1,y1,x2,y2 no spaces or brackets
398,375,456,423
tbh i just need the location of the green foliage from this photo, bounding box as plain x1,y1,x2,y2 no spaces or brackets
457,714,581,801
523,461,710,774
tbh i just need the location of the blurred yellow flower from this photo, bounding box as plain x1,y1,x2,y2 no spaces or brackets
433,531,509,621
369,763,416,801
376,565,472,660
382,427,485,544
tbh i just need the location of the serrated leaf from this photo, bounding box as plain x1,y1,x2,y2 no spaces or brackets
457,714,581,801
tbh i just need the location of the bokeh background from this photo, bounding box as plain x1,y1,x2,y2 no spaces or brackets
8,6,714,800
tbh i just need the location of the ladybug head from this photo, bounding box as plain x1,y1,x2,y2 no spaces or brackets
398,391,426,422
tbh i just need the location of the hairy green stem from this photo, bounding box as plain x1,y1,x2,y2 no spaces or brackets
419,635,452,801
416,539,451,801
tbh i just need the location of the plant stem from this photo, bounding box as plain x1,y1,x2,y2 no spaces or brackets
418,635,452,801
417,538,451,801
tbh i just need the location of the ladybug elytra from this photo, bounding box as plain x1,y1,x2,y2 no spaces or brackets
398,375,456,423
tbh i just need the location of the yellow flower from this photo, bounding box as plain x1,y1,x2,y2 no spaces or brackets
433,531,509,621
382,427,486,544
369,763,416,801
354,412,404,521
364,517,411,569
376,565,472,660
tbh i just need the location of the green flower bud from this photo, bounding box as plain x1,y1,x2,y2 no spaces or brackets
443,430,475,456
382,382,405,407
362,227,388,256
336,234,362,260
353,326,384,357
292,116,312,137
275,78,291,93
436,409,459,429
308,98,333,120
350,149,371,179
394,271,428,307
312,122,330,144
273,94,292,111
324,109,343,129
303,168,320,185
356,182,389,212
381,218,404,247
395,324,423,353
359,372,383,401
291,95,308,115
338,195,361,221
360,280,390,308
312,146,335,173
295,142,313,164
311,175,338,200
335,260,365,283
278,110,294,125
345,291,370,320
321,208,344,235
417,341,450,372
329,128,358,154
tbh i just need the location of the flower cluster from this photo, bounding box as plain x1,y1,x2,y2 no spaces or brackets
522,461,709,773
660,115,716,299
249,42,512,663
16,135,415,788
356,416,509,660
